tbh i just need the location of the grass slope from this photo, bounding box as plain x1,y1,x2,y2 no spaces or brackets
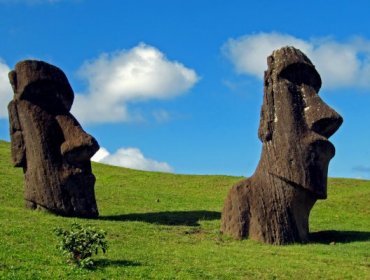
0,140,369,279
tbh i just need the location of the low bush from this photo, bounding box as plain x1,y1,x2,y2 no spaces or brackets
54,223,108,269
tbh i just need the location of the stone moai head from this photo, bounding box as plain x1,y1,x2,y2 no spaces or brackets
258,47,343,199
8,60,99,217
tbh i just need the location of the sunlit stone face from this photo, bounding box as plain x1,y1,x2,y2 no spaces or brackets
259,47,343,199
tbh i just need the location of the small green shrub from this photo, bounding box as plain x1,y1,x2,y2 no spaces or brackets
54,223,108,269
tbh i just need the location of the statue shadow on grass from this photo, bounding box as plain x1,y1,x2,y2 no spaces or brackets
98,210,221,226
310,230,370,244
93,259,141,268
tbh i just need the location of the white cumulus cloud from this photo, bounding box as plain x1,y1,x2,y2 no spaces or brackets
91,147,110,162
0,59,13,118
223,32,370,89
72,43,199,124
92,146,173,173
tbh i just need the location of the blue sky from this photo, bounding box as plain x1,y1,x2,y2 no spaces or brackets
1,0,370,179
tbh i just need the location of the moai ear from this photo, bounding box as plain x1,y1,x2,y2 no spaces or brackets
8,100,26,167
258,71,275,142
8,70,17,93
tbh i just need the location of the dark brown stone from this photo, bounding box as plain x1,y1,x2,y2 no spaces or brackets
221,47,343,244
8,60,99,218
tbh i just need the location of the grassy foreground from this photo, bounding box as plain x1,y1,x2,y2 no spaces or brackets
0,140,369,279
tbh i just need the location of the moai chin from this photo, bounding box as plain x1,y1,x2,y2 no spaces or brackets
221,47,343,244
8,60,100,218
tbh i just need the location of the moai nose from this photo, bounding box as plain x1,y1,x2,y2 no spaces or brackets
304,93,343,138
57,114,99,164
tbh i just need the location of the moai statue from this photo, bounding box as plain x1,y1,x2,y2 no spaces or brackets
8,60,99,218
221,47,343,244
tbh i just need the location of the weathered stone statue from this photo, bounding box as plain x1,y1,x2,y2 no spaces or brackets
8,60,99,217
221,47,343,244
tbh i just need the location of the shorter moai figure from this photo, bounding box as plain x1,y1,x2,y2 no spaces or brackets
221,47,343,244
8,60,99,217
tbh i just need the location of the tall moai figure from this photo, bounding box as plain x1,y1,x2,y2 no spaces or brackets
8,60,99,217
221,47,343,244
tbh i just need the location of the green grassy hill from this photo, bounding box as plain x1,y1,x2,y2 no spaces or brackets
0,140,369,279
